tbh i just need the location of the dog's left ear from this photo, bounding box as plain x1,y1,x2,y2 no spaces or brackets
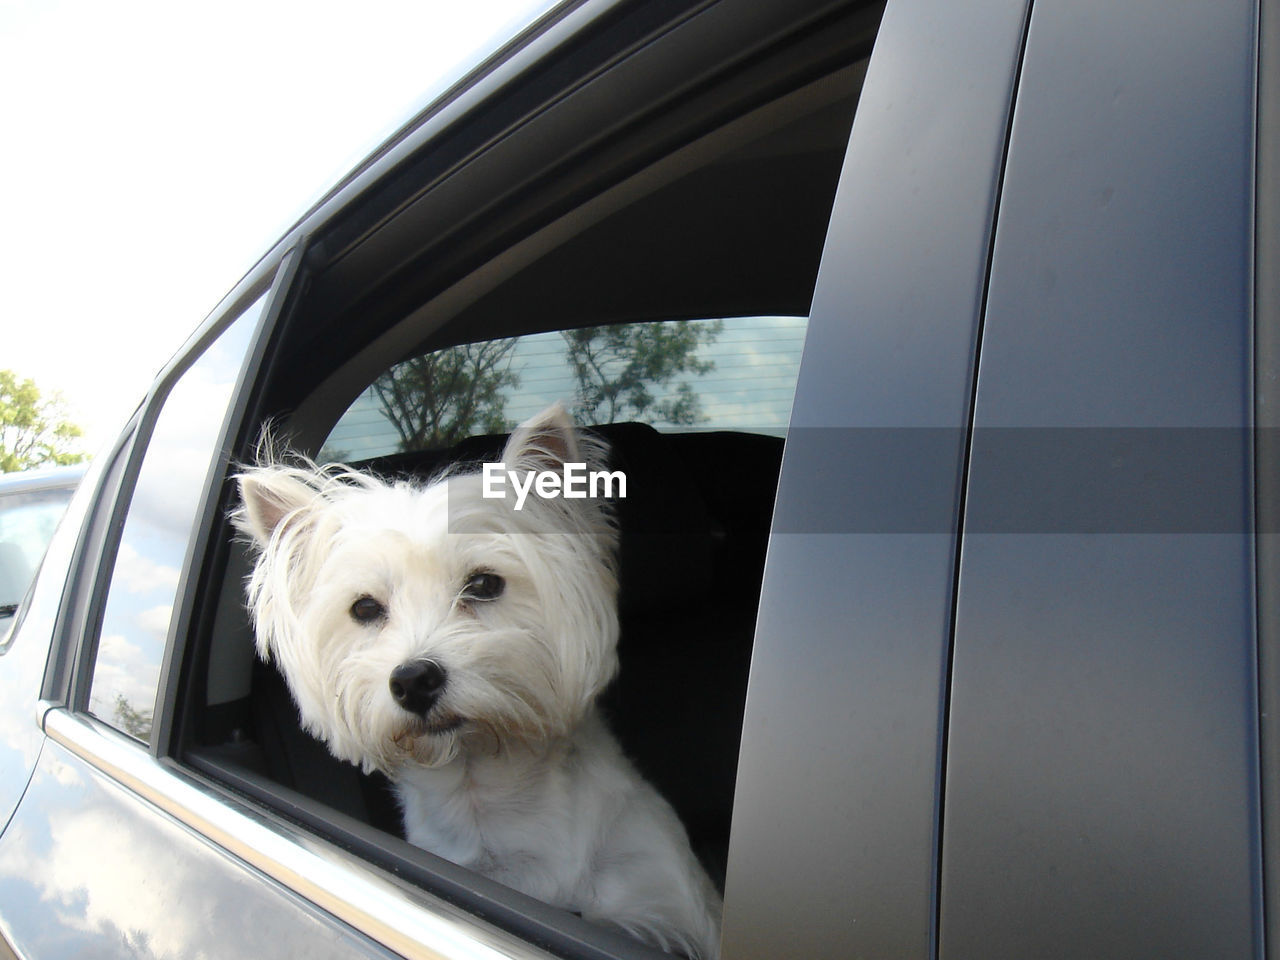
502,402,581,472
233,469,319,547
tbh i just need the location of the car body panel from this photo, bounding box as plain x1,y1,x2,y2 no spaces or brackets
0,465,85,634
0,456,102,833
8,708,559,960
722,0,1030,957
0,733,400,960
941,0,1260,957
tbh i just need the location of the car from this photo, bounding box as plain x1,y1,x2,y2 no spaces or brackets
0,464,84,643
0,0,1274,957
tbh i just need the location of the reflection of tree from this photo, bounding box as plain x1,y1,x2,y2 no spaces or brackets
373,340,521,450
562,321,722,425
113,694,153,741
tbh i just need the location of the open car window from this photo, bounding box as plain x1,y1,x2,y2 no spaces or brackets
176,4,885,957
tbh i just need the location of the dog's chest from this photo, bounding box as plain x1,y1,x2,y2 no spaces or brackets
395,744,601,900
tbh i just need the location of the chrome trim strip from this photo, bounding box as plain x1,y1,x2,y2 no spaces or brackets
43,709,551,960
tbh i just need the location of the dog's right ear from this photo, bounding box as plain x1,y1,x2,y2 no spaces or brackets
503,401,582,474
233,469,318,547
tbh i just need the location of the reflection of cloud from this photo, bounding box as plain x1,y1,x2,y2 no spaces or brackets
0,743,379,959
0,756,206,960
87,631,161,728
92,552,174,734
0,798,172,958
47,757,84,789
80,313,251,738
125,352,241,536
137,603,174,636
113,542,180,594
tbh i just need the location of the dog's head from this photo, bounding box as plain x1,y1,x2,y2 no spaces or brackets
232,403,620,773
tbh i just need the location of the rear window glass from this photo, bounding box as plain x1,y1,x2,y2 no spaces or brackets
324,315,807,460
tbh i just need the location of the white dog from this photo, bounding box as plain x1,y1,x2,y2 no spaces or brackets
233,403,722,959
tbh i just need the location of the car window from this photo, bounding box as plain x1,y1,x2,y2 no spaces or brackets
85,296,265,741
324,315,807,460
182,7,883,957
0,484,77,619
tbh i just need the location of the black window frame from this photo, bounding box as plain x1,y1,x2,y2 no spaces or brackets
39,413,140,709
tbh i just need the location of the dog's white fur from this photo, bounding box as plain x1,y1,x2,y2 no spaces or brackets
233,404,722,958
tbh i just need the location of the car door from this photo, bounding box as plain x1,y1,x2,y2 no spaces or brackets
722,0,1031,957
728,1,1269,959
940,2,1261,959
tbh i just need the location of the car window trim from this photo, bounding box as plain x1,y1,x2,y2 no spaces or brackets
1254,0,1279,953
39,413,139,703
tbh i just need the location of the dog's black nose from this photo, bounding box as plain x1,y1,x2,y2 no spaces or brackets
389,659,447,716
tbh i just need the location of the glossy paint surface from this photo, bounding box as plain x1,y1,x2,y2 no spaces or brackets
0,453,104,831
722,0,1030,956
941,0,1259,956
0,736,395,959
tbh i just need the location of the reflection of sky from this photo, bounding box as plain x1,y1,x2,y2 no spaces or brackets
326,315,809,460
0,490,75,585
0,452,104,828
87,298,264,736
0,741,386,958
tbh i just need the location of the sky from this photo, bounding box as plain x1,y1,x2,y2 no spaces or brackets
1,0,557,458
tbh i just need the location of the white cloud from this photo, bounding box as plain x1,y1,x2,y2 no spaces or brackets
1,0,558,455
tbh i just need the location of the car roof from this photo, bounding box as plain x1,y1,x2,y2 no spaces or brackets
0,464,88,496
277,0,570,254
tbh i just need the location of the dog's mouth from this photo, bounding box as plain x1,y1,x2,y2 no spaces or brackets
392,712,465,745
422,714,465,735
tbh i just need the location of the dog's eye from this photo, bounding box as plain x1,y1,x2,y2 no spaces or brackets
350,596,386,623
461,572,504,602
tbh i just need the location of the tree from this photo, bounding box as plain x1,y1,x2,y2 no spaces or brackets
372,339,521,450
561,321,723,425
0,370,88,473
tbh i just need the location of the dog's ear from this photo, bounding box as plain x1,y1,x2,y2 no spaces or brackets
502,402,581,472
233,469,319,547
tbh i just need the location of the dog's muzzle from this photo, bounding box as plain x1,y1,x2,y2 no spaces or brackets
389,659,447,716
